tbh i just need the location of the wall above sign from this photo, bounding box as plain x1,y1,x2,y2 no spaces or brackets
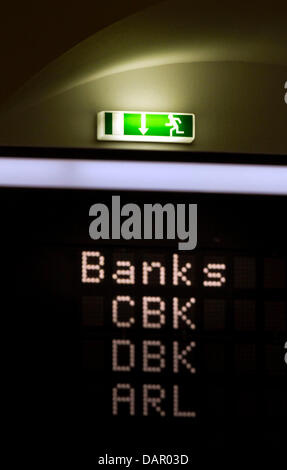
0,0,286,153
97,111,195,143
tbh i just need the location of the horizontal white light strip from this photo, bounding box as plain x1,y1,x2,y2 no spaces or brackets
0,157,287,195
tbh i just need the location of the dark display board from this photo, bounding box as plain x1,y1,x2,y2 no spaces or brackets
2,183,286,467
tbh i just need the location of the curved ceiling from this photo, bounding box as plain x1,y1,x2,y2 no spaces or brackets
2,0,287,113
0,0,286,154
0,0,162,107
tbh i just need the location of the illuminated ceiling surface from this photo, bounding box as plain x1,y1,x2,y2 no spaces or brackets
0,0,286,154
2,0,286,109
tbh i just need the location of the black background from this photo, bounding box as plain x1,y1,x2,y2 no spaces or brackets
1,151,286,468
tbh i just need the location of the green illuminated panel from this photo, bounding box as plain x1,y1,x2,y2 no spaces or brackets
144,114,170,136
97,111,195,143
124,114,142,136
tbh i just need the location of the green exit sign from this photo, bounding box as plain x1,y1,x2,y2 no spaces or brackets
97,111,195,143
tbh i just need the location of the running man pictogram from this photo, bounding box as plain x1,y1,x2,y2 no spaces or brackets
165,114,185,136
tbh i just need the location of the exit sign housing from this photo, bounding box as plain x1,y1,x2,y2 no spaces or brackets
97,111,195,143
